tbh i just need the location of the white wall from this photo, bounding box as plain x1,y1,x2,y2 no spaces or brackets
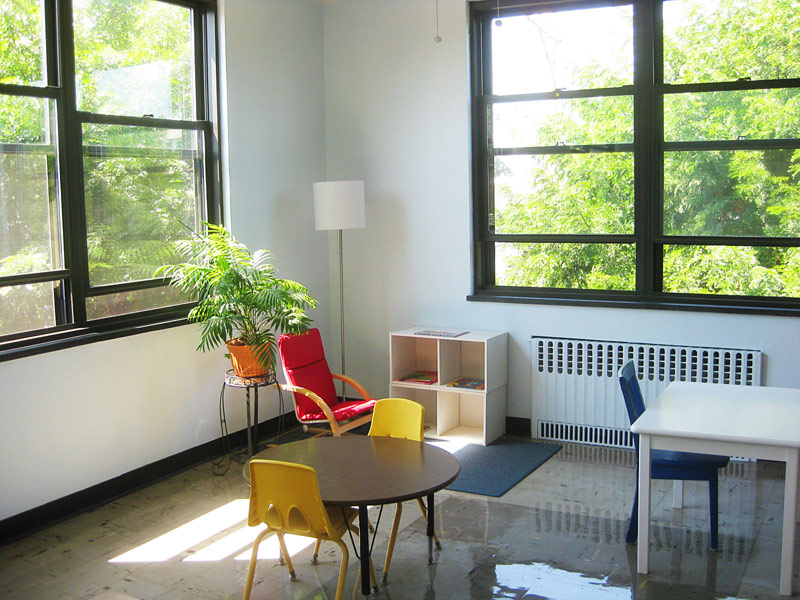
222,0,329,313
0,0,328,521
0,327,226,520
320,0,800,420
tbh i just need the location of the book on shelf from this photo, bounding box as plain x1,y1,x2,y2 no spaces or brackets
397,370,438,384
415,328,468,338
445,377,485,390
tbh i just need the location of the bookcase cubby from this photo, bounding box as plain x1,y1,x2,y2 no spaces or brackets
389,327,508,446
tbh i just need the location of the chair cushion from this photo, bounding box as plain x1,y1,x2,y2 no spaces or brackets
300,398,377,424
285,360,340,420
280,329,340,420
279,328,375,425
652,449,729,469
279,329,326,370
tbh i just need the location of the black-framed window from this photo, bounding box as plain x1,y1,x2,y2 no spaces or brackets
0,0,219,356
469,0,800,314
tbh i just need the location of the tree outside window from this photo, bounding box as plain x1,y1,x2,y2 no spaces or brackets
0,0,218,344
471,0,800,311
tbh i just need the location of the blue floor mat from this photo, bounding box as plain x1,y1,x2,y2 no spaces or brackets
444,438,562,497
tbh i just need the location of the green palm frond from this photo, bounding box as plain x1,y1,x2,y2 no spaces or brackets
156,222,318,371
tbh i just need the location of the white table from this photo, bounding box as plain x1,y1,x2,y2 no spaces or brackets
630,381,800,596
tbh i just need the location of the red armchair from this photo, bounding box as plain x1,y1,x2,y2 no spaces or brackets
278,328,375,436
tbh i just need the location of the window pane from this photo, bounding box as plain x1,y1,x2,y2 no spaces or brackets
495,154,634,235
496,242,635,290
86,285,186,320
0,95,62,273
664,0,800,84
73,0,195,120
82,123,203,286
664,150,800,237
0,0,46,86
0,281,58,336
665,89,800,142
664,245,800,298
491,5,632,96
493,96,633,148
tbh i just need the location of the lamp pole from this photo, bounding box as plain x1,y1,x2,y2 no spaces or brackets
338,228,346,398
312,180,366,401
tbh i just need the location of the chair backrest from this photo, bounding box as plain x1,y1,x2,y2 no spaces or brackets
279,328,339,420
618,359,646,451
248,459,335,538
368,398,425,441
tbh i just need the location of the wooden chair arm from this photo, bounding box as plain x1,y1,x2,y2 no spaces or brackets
280,384,341,436
331,373,372,400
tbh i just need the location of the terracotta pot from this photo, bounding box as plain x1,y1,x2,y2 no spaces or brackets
225,340,271,377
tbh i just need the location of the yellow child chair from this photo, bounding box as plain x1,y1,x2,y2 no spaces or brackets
243,459,375,600
367,398,441,581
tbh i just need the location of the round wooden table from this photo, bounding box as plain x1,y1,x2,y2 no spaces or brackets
246,435,461,596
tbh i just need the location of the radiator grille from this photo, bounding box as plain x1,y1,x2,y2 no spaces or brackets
532,337,762,448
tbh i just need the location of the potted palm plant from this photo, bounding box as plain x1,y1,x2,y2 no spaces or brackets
157,223,317,377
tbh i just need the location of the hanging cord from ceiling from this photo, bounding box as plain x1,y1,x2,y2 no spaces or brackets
433,0,442,42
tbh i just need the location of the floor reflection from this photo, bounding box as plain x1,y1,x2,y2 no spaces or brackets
0,441,788,600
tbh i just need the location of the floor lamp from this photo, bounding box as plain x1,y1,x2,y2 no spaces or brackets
313,180,365,399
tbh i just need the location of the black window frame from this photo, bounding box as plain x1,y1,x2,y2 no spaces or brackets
468,0,800,316
0,0,221,361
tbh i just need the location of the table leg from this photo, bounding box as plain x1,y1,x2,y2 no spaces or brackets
358,505,371,596
637,434,652,574
245,388,253,457
427,493,435,564
779,448,799,596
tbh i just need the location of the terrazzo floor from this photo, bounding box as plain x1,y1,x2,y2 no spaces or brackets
0,436,794,600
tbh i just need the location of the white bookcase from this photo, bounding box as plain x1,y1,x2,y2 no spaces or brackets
389,327,507,446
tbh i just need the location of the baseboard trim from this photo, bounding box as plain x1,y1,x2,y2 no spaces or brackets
2,415,530,544
0,415,287,545
506,416,531,437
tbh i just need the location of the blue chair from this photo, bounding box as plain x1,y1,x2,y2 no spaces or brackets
618,360,729,549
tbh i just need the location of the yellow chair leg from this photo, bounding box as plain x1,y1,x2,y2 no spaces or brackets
333,539,349,600
276,532,296,579
370,553,378,590
382,502,403,582
417,497,441,548
243,528,270,600
311,538,322,564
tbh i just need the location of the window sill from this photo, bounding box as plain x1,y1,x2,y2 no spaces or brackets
0,316,190,364
467,289,800,317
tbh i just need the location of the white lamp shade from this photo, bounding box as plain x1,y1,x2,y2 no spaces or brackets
313,180,366,231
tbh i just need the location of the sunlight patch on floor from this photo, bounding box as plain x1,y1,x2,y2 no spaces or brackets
233,533,315,560
109,499,249,563
108,498,316,564
426,438,471,453
183,523,263,561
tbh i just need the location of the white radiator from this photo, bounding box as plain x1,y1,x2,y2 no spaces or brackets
531,336,762,449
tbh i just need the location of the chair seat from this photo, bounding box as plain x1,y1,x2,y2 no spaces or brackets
300,398,377,424
652,449,730,470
